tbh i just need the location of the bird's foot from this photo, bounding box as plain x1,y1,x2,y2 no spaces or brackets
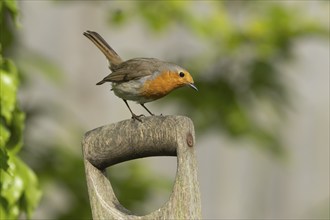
131,114,145,122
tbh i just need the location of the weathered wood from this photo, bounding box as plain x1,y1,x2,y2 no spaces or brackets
82,115,201,219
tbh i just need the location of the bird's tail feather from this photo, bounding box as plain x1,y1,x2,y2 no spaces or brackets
83,30,123,68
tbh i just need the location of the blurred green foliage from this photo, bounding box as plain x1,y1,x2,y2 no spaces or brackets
0,0,19,52
21,142,92,220
0,0,41,219
107,162,172,215
109,1,329,155
1,2,169,219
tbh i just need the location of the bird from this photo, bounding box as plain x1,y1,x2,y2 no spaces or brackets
83,30,197,121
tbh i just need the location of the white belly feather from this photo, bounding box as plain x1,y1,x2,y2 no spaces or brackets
111,77,153,104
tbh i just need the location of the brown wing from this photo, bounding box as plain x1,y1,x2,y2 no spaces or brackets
97,58,164,84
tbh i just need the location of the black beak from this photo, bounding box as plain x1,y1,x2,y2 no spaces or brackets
189,83,198,91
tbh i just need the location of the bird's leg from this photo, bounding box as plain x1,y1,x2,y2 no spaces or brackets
123,100,144,121
140,103,154,116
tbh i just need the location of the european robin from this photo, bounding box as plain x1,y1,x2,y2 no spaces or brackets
83,30,197,121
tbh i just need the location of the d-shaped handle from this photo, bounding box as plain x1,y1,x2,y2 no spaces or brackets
82,115,201,219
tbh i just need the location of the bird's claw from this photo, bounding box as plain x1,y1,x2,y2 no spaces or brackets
131,114,145,122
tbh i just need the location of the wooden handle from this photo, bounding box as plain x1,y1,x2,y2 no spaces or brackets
83,115,191,169
82,115,201,219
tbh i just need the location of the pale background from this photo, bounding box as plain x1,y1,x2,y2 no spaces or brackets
19,1,329,219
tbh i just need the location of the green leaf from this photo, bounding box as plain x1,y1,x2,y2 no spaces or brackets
13,155,42,218
0,58,25,153
0,0,20,52
0,198,19,220
0,123,10,149
6,108,25,153
1,0,41,218
0,148,9,171
0,123,10,170
0,152,41,219
0,59,19,124
0,155,25,216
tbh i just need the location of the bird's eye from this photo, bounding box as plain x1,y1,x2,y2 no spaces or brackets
179,72,185,77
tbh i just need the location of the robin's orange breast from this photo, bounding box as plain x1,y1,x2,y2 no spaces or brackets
140,71,184,100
